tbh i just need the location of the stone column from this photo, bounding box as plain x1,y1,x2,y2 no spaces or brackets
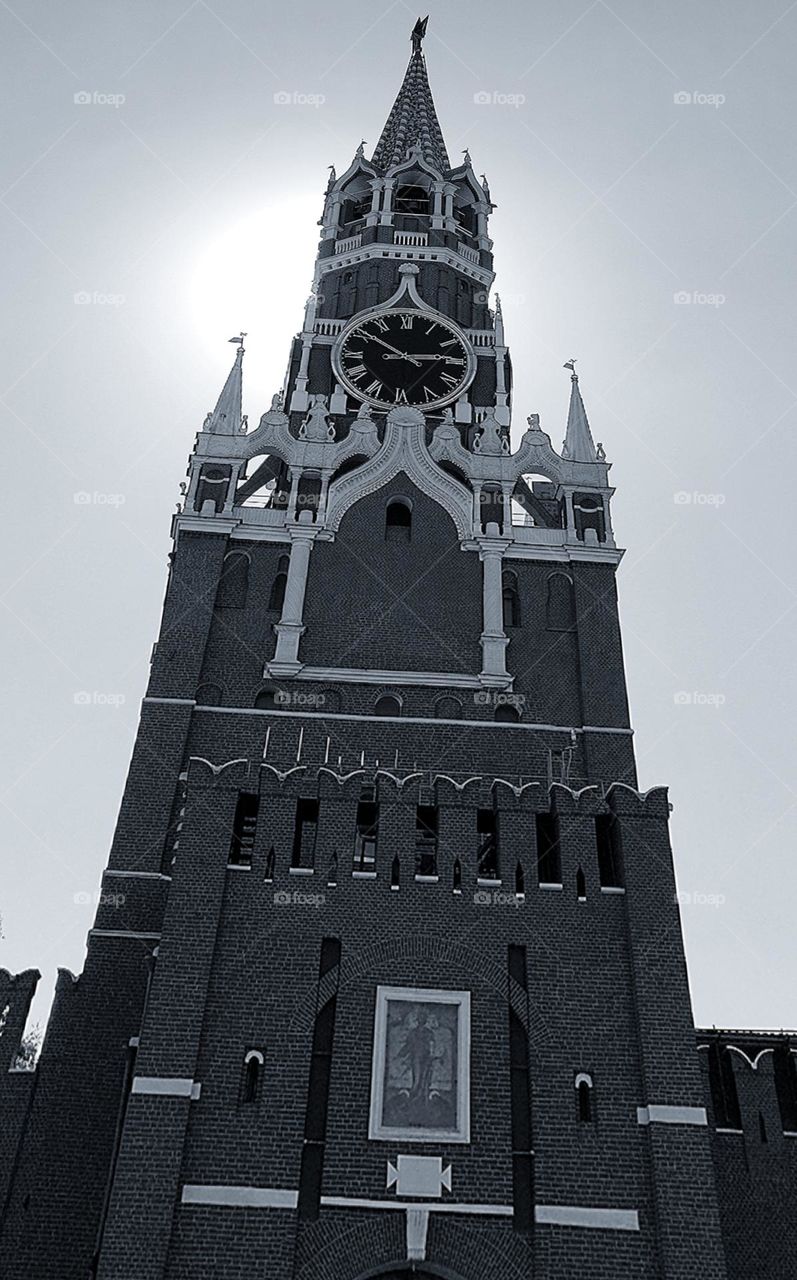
269,512,316,676
478,524,510,686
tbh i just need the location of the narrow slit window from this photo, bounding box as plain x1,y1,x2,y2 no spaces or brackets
595,815,623,888
354,796,379,872
241,1049,264,1105
576,866,587,900
707,1042,742,1129
515,861,525,898
477,808,500,880
536,813,561,885
773,1045,797,1131
292,798,319,870
229,793,259,867
415,805,438,877
269,555,289,612
575,1073,594,1123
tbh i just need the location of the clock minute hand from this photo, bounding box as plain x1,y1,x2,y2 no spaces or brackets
367,333,421,366
382,353,443,361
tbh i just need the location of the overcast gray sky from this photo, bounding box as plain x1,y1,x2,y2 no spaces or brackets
1,0,795,1036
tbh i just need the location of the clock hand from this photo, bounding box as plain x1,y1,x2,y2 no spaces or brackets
382,353,446,361
367,334,421,366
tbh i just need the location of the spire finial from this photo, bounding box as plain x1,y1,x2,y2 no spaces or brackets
411,16,428,54
563,358,577,379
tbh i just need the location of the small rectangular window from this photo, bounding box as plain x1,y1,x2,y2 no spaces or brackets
354,799,379,872
229,793,259,867
477,808,499,880
536,813,561,885
415,805,438,876
595,815,623,888
773,1045,797,1131
292,799,319,870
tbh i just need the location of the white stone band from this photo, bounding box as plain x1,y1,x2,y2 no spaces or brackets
637,1104,707,1127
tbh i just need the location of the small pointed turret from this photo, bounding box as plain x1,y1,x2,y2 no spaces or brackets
371,17,450,173
204,336,245,435
561,362,597,462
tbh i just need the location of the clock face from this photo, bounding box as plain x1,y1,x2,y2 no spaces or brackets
334,309,474,410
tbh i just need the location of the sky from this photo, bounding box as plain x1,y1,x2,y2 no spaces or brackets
1,0,795,1037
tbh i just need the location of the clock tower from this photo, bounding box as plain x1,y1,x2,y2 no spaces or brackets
3,16,794,1280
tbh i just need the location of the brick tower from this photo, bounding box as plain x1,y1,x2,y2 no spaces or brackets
7,16,793,1280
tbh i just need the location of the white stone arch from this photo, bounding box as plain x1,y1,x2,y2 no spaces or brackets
325,407,473,542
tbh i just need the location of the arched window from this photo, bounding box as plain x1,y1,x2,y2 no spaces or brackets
394,183,430,215
573,493,606,543
254,687,278,710
195,682,223,707
374,693,402,718
576,866,587,901
495,702,520,723
502,572,521,628
216,551,249,608
575,1072,594,1122
241,1049,264,1105
269,555,289,612
435,695,463,720
546,573,575,631
385,499,412,543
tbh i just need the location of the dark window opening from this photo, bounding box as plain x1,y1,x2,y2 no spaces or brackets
759,1111,768,1144
297,473,322,521
269,555,289,612
536,813,561,885
229,792,259,867
374,694,402,717
502,572,521,627
573,493,606,543
385,499,412,543
495,702,520,723
774,1045,797,1131
415,805,438,877
515,861,525,897
477,808,500,880
241,1051,263,1105
707,1042,742,1129
576,1076,593,1123
394,184,430,215
576,866,587,900
354,798,379,872
479,484,503,533
595,815,623,888
292,798,319,870
194,463,231,513
391,853,400,890
264,846,275,881
327,850,338,885
453,857,462,893
254,687,278,710
216,552,249,609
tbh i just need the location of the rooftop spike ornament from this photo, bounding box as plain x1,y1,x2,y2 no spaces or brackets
202,335,246,435
561,359,598,463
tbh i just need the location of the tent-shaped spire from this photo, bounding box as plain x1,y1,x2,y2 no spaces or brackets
561,363,597,462
371,17,450,174
204,336,245,435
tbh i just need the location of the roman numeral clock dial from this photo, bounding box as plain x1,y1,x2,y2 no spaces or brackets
333,309,476,411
